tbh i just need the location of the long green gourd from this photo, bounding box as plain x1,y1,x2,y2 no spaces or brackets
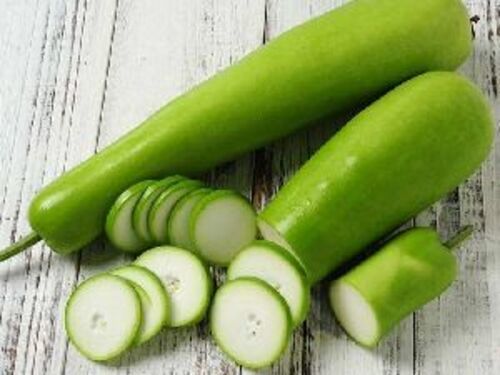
1,0,471,259
258,72,493,283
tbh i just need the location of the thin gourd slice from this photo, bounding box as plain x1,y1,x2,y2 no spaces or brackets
190,190,257,266
210,277,292,369
148,180,203,244
167,188,212,250
134,246,212,327
105,180,155,253
111,265,170,345
65,274,142,361
133,175,186,242
227,240,310,327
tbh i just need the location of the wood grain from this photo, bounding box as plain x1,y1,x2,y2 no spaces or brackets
0,0,498,374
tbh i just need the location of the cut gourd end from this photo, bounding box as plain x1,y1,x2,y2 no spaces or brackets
329,280,380,348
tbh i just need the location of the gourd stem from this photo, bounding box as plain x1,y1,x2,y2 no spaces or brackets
0,232,42,262
445,226,473,250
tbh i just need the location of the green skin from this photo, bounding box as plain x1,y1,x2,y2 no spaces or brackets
132,175,186,243
2,0,470,258
259,72,493,283
329,227,461,347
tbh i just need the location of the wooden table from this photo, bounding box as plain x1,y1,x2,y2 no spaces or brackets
0,1,498,374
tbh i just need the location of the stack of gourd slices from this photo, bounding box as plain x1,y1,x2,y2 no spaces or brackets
65,246,213,361
105,175,257,265
65,175,258,361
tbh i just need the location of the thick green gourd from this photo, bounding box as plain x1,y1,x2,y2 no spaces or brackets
2,0,471,257
329,227,466,347
259,72,493,283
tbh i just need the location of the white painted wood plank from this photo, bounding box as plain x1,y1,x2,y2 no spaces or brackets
464,7,500,375
0,2,78,374
0,0,133,374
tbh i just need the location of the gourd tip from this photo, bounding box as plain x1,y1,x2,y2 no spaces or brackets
445,226,474,250
0,232,42,262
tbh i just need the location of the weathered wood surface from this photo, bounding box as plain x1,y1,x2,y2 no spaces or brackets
0,0,498,373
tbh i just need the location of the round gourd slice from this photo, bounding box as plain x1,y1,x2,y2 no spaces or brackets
148,180,203,244
168,188,212,250
111,265,170,345
133,175,186,242
190,190,257,265
210,277,292,369
105,180,155,253
134,246,212,327
65,274,142,361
